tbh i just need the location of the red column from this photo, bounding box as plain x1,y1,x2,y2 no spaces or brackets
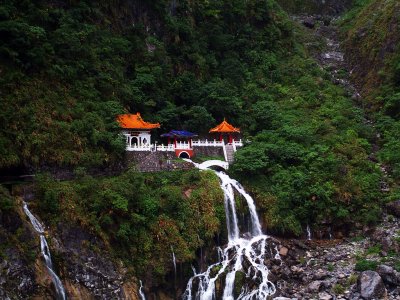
219,133,222,141
168,137,171,144
174,137,177,148
189,138,192,148
229,134,232,144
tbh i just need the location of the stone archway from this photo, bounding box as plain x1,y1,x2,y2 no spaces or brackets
179,151,190,159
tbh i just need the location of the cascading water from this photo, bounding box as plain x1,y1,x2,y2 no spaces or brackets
182,160,280,299
139,280,146,300
306,224,312,241
172,246,177,278
22,201,66,300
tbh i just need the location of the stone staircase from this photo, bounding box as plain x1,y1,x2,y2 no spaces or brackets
225,144,235,163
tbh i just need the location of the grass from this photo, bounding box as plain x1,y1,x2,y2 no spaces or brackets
351,235,365,242
332,283,345,295
366,244,381,255
347,274,358,286
355,259,379,271
327,263,334,272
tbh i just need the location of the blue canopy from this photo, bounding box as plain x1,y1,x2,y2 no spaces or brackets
161,130,198,138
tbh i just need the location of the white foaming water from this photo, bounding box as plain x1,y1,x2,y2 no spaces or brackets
182,160,279,299
171,246,177,277
307,224,312,241
139,280,146,300
22,201,66,300
216,247,223,263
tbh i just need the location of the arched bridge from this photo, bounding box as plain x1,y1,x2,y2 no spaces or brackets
198,160,229,170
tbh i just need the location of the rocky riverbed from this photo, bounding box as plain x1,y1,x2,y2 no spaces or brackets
275,202,400,299
268,13,400,299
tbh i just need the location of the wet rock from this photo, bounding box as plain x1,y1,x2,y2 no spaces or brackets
308,280,322,292
386,200,400,217
303,17,315,29
318,291,333,300
357,271,387,299
280,246,289,256
314,269,329,280
290,266,304,274
376,264,400,286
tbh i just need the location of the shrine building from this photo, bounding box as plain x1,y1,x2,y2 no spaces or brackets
117,113,160,150
116,113,243,164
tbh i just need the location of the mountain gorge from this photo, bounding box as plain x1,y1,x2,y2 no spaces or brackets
1,0,400,299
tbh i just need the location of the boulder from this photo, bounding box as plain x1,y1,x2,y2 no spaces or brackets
308,280,322,293
279,246,289,256
302,17,315,29
357,271,387,299
386,200,400,217
376,264,400,286
318,291,333,300
314,269,329,280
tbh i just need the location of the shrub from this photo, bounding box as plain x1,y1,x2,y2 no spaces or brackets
332,284,345,295
355,259,379,271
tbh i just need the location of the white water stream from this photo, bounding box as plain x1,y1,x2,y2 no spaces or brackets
139,280,146,300
307,224,312,241
182,160,279,299
172,246,177,278
22,201,66,300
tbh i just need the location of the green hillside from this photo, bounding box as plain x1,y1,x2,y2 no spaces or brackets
341,0,400,198
0,0,384,234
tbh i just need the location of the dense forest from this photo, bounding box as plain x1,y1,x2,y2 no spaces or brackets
1,0,400,298
0,0,385,233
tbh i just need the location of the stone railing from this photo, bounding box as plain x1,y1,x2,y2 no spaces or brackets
125,139,243,152
126,145,152,151
192,139,224,147
156,144,174,151
175,142,192,150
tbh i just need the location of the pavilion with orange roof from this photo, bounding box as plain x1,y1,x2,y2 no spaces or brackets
209,118,240,144
117,113,160,150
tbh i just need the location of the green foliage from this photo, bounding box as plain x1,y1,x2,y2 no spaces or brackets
34,168,224,281
366,244,381,255
332,284,345,295
0,185,14,211
355,259,379,271
347,274,358,286
0,0,387,239
327,263,334,272
230,56,383,234
0,0,294,168
340,0,400,194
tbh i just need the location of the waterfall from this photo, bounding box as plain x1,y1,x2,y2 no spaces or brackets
171,246,177,278
216,247,223,263
22,201,66,300
139,280,146,300
307,224,312,241
182,161,279,299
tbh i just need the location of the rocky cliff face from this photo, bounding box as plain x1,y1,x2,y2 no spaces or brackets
276,0,353,16
0,189,142,300
341,0,400,105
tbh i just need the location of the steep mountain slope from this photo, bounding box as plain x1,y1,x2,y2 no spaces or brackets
0,0,292,170
341,0,400,197
0,0,392,298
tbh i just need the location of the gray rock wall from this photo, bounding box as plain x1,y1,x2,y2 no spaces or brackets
126,151,193,172
193,146,224,158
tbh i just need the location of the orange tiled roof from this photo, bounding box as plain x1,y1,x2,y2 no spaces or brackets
117,113,160,130
209,119,240,133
